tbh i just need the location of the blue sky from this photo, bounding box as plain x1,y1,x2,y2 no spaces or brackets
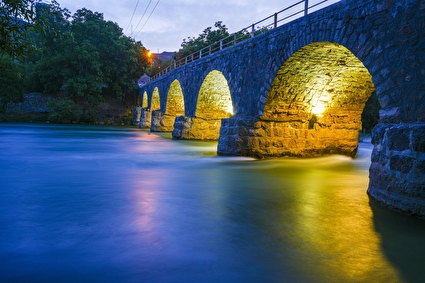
55,0,340,53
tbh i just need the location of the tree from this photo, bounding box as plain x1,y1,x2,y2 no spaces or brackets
25,5,150,106
65,8,148,104
0,54,24,112
178,21,230,59
0,0,41,58
24,0,71,93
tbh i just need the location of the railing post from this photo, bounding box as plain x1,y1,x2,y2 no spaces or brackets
199,50,202,59
274,13,278,28
220,39,223,50
233,33,237,45
305,0,309,15
251,24,255,37
209,45,212,55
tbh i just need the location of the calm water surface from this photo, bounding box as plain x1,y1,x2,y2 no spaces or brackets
0,123,424,283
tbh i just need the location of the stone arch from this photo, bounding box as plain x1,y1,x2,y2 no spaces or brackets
166,79,185,116
196,70,233,118
141,91,148,108
258,41,375,157
150,80,186,132
172,70,233,140
219,41,376,158
263,41,375,126
151,87,160,111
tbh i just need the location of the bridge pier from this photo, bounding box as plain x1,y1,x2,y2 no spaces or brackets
218,116,359,158
368,123,425,218
138,108,151,128
172,116,223,140
150,110,176,132
132,106,142,126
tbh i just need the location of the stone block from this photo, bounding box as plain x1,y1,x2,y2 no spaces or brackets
412,125,425,152
387,127,411,151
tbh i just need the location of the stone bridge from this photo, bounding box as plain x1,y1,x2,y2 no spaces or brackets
138,0,425,218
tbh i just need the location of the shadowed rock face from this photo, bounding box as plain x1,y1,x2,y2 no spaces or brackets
368,123,425,218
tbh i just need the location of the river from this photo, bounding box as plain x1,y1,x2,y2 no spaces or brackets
0,123,424,283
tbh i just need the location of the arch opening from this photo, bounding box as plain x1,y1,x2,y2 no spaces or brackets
256,42,375,157
166,80,185,116
196,70,233,118
141,91,148,108
139,90,153,128
151,87,160,111
151,80,185,132
173,70,233,140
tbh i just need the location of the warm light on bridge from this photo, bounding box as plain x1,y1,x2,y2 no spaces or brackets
227,99,234,115
311,102,326,117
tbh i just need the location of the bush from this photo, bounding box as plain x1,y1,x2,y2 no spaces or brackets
47,99,82,124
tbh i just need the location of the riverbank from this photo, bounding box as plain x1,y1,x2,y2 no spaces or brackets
2,92,136,126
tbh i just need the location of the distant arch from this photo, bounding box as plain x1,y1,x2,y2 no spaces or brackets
165,80,185,116
196,70,233,118
151,87,160,110
141,91,148,108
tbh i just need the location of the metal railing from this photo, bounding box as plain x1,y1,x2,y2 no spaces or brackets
150,0,338,81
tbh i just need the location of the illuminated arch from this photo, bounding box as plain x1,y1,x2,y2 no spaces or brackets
141,91,148,108
196,70,233,118
165,80,184,116
151,87,160,110
263,42,375,128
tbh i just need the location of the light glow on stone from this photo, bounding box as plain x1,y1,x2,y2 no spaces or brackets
196,70,233,118
166,80,185,115
142,91,148,108
227,99,234,115
311,101,326,117
151,87,160,110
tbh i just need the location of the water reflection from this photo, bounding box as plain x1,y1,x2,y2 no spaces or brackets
370,199,425,283
0,124,424,283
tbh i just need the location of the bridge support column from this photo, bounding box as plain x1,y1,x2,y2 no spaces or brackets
138,108,151,128
150,110,175,132
132,106,142,126
172,116,223,140
217,116,359,158
368,123,425,218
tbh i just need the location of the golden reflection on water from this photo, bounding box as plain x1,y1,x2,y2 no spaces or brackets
277,163,402,282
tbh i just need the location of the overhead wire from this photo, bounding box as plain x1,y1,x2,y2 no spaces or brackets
131,0,153,37
125,0,140,34
133,0,161,38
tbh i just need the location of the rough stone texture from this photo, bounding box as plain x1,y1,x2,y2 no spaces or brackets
6,92,51,113
368,123,425,218
171,70,232,139
150,110,176,132
218,116,359,158
138,108,151,128
133,106,142,126
172,116,223,140
141,0,425,217
150,79,185,132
